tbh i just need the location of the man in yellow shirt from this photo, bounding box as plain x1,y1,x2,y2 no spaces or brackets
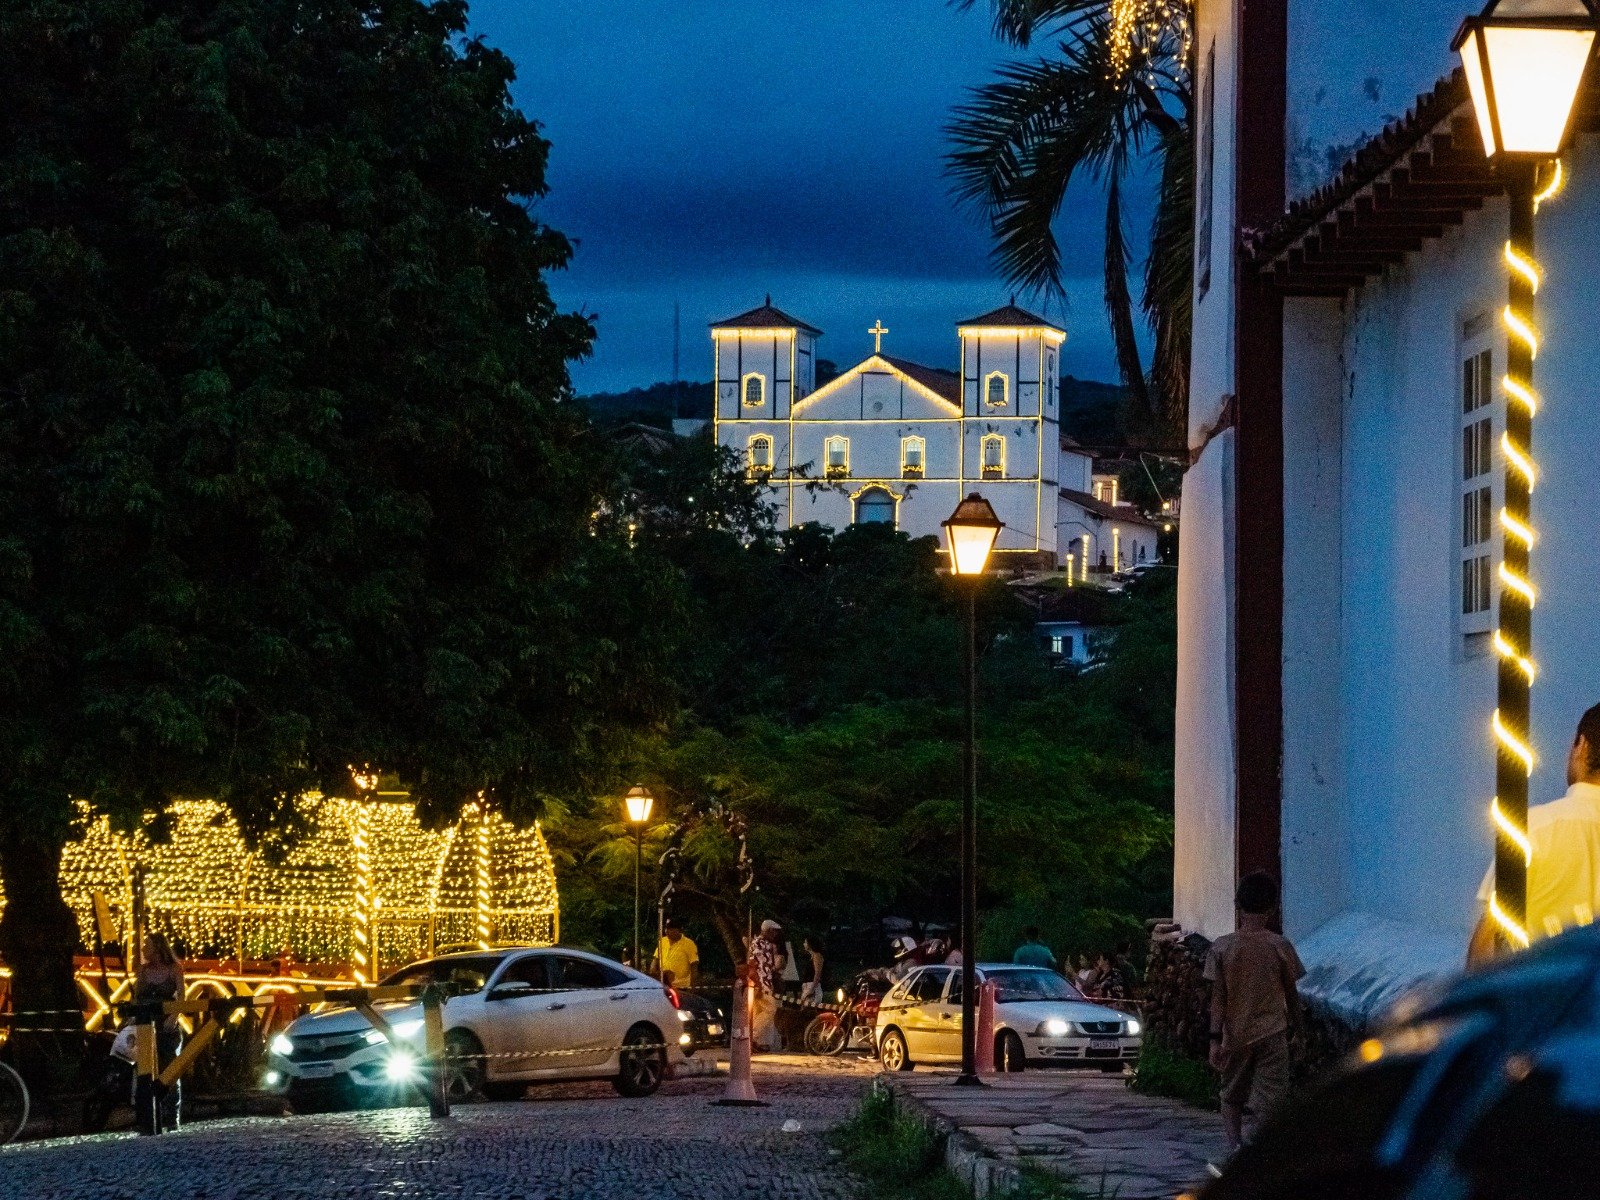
1470,704,1600,963
655,918,698,987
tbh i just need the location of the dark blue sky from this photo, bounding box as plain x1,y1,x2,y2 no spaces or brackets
469,0,1148,393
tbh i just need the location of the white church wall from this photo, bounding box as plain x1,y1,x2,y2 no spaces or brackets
715,331,798,421
1187,0,1238,445
1173,430,1238,938
1280,297,1348,942
1061,449,1093,494
794,360,956,424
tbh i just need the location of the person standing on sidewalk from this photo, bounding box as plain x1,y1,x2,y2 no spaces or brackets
748,920,786,1052
654,918,698,988
1205,872,1304,1153
1011,926,1056,969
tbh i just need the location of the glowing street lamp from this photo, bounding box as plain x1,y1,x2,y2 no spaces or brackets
624,787,655,968
1453,0,1599,953
942,494,1003,1086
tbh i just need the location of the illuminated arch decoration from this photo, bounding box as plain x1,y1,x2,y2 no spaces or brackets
852,484,899,528
984,371,1009,408
981,433,1007,478
742,372,766,408
33,797,559,979
748,433,774,474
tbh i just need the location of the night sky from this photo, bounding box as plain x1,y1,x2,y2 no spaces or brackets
468,1,1153,394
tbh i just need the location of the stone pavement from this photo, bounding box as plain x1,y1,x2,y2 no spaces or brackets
892,1068,1228,1200
0,1054,877,1200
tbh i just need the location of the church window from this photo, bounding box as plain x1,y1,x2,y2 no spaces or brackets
825,436,850,478
748,434,773,475
1461,340,1496,634
981,434,1005,479
854,486,896,528
985,371,1009,408
743,373,766,408
901,436,925,478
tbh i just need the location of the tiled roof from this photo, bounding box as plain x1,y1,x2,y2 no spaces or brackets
710,300,822,336
956,303,1063,331
1060,488,1159,530
881,355,960,403
1249,73,1600,295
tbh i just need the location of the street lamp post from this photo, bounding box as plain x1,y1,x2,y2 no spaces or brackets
942,493,1004,1087
624,787,655,969
1452,0,1599,953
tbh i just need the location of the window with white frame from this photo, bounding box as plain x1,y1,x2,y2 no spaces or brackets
901,435,925,478
1461,339,1495,633
985,372,1008,408
743,373,766,408
748,434,773,475
981,434,1005,478
825,435,850,477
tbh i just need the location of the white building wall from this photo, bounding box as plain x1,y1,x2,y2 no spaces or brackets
1280,298,1347,940
1279,133,1600,974
1173,430,1238,938
1187,0,1238,445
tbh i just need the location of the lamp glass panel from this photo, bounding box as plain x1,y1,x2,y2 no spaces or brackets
1482,25,1595,154
1460,28,1499,154
625,793,654,823
945,523,1000,575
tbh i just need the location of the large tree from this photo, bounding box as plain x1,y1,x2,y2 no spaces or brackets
0,0,667,1033
949,0,1193,444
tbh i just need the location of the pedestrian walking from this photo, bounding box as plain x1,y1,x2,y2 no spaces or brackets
134,932,185,1132
748,919,786,1052
799,935,825,1005
655,918,699,988
1010,926,1056,969
1205,872,1304,1154
1470,702,1600,962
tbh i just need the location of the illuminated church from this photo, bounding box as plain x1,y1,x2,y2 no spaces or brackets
711,299,1073,565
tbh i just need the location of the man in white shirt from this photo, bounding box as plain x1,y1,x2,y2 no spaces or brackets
1470,704,1600,964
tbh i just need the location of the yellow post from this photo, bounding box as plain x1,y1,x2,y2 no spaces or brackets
133,1013,160,1136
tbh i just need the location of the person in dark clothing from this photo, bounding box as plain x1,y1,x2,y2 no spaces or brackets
133,933,185,1132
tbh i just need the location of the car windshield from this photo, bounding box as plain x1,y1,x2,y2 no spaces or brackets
382,956,502,995
984,969,1084,1003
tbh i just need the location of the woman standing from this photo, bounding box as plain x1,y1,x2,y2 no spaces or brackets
134,933,185,1132
800,936,826,1004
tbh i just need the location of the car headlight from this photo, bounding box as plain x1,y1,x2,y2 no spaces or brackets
263,1070,282,1087
364,1029,387,1046
269,1033,294,1057
676,1009,694,1023
678,1032,693,1046
1125,1019,1141,1036
384,1051,417,1082
1040,1019,1071,1038
836,988,846,1004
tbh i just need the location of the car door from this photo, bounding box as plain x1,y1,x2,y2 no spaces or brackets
930,969,968,1061
540,953,630,1073
472,952,577,1080
901,967,952,1060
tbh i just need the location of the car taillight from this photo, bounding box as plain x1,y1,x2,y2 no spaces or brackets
665,985,680,1008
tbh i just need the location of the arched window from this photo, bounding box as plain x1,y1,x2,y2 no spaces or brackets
985,371,1008,408
854,486,896,527
742,373,766,408
748,434,773,475
981,434,1005,478
901,436,925,478
824,435,850,477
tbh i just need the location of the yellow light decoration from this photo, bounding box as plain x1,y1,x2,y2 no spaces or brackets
1108,0,1193,83
34,796,559,981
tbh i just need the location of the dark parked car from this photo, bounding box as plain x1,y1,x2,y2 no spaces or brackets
672,987,726,1052
1202,925,1600,1200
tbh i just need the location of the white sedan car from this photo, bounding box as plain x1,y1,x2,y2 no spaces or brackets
265,948,690,1110
875,963,1141,1072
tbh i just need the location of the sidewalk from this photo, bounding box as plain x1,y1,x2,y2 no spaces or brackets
890,1069,1227,1200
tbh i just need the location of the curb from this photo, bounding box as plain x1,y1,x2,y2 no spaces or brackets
885,1079,1024,1200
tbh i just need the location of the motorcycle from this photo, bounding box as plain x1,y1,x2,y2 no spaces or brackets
803,969,891,1056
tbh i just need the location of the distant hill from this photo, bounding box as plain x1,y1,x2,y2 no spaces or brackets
1059,376,1128,447
575,373,1129,442
576,380,711,425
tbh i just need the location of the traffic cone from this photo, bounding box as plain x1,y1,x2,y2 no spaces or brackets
712,969,766,1107
975,980,997,1075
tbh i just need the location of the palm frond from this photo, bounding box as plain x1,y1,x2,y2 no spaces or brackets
1102,174,1151,416
950,0,1107,47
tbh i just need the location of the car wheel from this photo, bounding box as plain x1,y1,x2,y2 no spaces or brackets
996,1030,1026,1073
878,1028,913,1072
444,1029,487,1102
614,1024,667,1097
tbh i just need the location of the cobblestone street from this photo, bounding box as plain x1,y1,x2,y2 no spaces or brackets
0,1056,879,1200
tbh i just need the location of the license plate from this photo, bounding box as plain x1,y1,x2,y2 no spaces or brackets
298,1063,337,1078
1089,1038,1119,1052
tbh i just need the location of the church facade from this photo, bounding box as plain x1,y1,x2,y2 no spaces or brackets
711,300,1067,563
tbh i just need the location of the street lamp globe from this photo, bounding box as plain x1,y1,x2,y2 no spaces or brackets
942,493,1005,577
1454,0,1599,158
624,786,655,826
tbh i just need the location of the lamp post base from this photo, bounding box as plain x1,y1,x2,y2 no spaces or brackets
953,1072,986,1088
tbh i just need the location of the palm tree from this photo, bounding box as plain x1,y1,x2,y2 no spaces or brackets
948,0,1192,445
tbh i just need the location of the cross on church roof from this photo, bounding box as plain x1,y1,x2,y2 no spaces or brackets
869,320,889,355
